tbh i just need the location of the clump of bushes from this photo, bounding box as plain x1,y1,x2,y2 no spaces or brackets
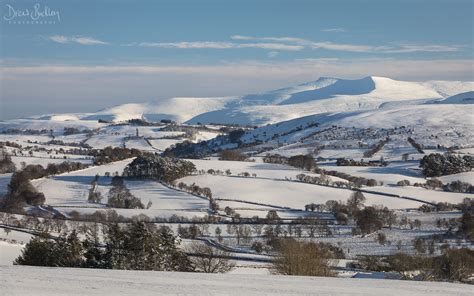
0,149,16,174
272,239,340,277
397,180,411,186
219,149,248,161
263,153,316,171
443,180,473,193
420,153,472,177
107,176,145,209
123,154,196,183
385,249,474,283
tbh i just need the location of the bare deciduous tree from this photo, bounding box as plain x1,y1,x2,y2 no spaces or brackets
188,243,235,273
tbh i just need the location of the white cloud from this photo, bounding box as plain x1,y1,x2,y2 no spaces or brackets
4,58,472,80
230,35,462,53
231,35,305,43
49,35,69,44
135,41,303,51
310,41,378,52
267,51,279,58
321,28,346,33
48,34,461,53
49,35,109,45
384,44,460,53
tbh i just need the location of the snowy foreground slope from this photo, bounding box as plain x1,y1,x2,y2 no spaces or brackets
1,266,472,296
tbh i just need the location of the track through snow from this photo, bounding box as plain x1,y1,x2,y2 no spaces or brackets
0,266,471,296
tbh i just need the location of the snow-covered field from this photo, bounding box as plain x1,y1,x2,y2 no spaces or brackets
0,241,24,266
189,158,346,182
28,158,211,218
1,265,471,296
18,153,470,219
179,174,424,210
320,161,426,185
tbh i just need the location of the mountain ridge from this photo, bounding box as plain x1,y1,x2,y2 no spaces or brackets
12,76,474,127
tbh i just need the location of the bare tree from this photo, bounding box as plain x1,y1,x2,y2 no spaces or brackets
251,223,263,237
188,243,235,273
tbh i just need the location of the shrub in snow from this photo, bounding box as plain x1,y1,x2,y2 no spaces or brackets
107,176,144,209
272,239,338,277
397,180,411,186
420,153,472,177
218,149,248,161
123,154,196,183
443,180,473,193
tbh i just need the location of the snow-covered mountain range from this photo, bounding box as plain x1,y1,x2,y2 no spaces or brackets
2,77,473,145
25,76,472,125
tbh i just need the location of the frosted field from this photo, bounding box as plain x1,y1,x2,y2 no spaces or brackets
27,155,466,219
0,229,33,266
179,175,424,210
310,228,447,258
30,158,211,218
320,161,426,185
3,150,468,220
0,119,103,133
0,134,53,144
371,186,469,204
0,241,24,266
1,266,471,296
148,139,183,151
31,159,133,205
11,155,92,167
188,158,346,182
438,171,474,184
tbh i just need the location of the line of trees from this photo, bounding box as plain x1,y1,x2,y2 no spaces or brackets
90,146,142,165
175,181,218,213
296,172,378,188
363,137,390,158
263,153,317,171
1,161,89,212
336,158,387,167
407,137,424,154
16,221,192,271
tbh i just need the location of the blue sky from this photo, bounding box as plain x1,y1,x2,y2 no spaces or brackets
1,0,473,119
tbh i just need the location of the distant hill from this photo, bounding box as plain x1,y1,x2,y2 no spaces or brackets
25,76,473,126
